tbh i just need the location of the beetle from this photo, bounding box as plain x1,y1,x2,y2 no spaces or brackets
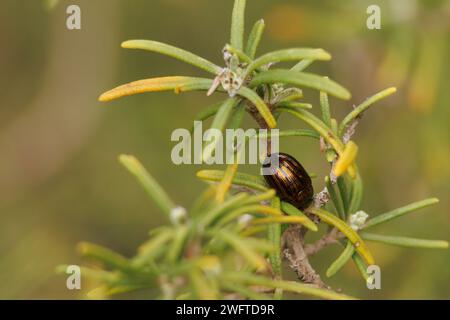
262,153,314,210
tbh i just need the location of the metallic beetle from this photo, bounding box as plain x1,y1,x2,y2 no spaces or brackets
262,153,314,210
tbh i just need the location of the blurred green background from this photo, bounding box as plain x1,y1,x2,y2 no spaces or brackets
0,0,449,299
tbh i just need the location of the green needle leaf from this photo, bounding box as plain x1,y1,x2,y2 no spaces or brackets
326,241,355,278
57,266,120,286
119,155,176,216
330,118,339,135
348,169,363,214
77,242,132,272
245,19,265,59
216,230,268,271
325,176,345,220
251,216,315,226
203,98,240,162
277,107,345,154
194,102,222,121
238,86,277,128
352,252,370,281
224,44,252,64
167,225,190,262
223,272,356,300
339,87,397,135
254,129,320,140
276,102,313,110
200,193,249,227
228,103,246,129
218,204,283,227
190,100,227,132
291,59,314,72
133,228,174,267
337,176,351,214
250,69,351,100
189,269,218,300
320,90,331,126
122,40,222,75
360,233,449,249
363,198,439,229
281,201,318,232
196,170,269,191
309,208,375,265
230,0,247,50
245,49,331,76
239,189,277,206
240,226,268,237
268,197,283,300
275,88,304,103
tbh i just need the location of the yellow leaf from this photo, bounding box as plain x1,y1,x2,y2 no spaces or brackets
99,76,210,102
216,162,239,203
251,216,310,226
333,141,359,178
197,255,221,274
309,208,375,266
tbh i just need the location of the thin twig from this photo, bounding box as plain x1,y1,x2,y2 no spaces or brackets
282,226,329,289
343,118,359,144
304,228,343,256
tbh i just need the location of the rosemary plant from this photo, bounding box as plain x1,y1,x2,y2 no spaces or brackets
61,0,448,299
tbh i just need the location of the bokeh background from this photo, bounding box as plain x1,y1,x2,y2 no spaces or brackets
0,0,449,299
